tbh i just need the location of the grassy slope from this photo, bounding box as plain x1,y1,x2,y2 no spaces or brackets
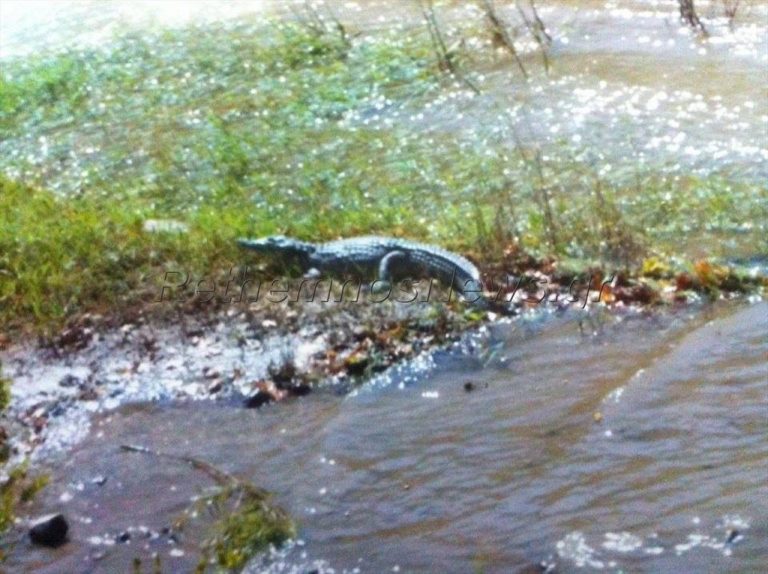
0,19,765,333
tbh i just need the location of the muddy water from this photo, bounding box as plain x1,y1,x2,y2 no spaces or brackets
401,1,768,180
9,301,767,573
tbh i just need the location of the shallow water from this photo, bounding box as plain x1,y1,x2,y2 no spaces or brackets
8,301,767,573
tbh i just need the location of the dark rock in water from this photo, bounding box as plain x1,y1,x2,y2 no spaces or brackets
726,528,741,544
116,531,131,543
29,513,69,547
463,381,476,392
243,390,274,409
58,374,81,388
90,475,108,486
289,383,312,397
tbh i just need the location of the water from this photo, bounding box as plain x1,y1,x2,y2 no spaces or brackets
1,0,766,184
400,0,768,180
8,301,767,573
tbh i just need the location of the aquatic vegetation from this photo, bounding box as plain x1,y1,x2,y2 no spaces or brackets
198,484,296,572
0,462,50,538
119,444,294,572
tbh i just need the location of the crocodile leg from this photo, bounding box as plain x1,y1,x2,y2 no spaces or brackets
372,250,407,293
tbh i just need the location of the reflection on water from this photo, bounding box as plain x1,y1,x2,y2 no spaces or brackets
0,0,273,59
9,302,767,573
1,0,766,181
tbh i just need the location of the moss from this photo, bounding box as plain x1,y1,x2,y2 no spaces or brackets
193,483,295,572
19,473,50,504
0,377,9,414
0,463,51,534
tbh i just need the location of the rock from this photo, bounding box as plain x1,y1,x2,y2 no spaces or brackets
202,367,221,380
142,219,189,234
116,531,131,543
463,381,476,392
58,374,81,388
288,383,312,397
77,387,99,401
29,513,69,547
91,475,108,486
344,351,369,376
53,326,93,351
243,390,275,409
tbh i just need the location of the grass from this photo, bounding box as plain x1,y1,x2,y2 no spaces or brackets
0,363,50,543
0,17,765,334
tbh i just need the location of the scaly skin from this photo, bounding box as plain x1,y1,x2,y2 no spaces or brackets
237,235,486,305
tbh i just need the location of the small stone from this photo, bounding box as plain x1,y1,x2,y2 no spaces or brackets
463,381,475,392
117,531,131,543
29,514,69,547
726,529,741,544
91,475,108,486
243,390,274,409
593,411,603,423
289,383,312,397
207,380,223,394
77,388,99,401
202,367,220,380
58,374,81,388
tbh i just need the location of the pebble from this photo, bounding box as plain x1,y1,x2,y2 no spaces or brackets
29,514,69,547
243,390,274,409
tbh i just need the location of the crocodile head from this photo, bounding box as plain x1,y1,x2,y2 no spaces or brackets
237,235,315,267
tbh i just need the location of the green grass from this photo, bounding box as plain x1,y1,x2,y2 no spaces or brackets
0,363,50,540
0,18,765,333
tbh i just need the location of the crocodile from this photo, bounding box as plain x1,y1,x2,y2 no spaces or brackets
237,235,486,305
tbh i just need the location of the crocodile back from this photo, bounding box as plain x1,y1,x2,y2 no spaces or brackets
314,236,481,292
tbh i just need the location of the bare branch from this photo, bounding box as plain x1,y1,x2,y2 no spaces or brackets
481,0,529,79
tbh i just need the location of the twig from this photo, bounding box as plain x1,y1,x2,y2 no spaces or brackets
481,0,529,79
420,0,481,94
119,444,267,496
515,0,551,73
678,0,708,35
